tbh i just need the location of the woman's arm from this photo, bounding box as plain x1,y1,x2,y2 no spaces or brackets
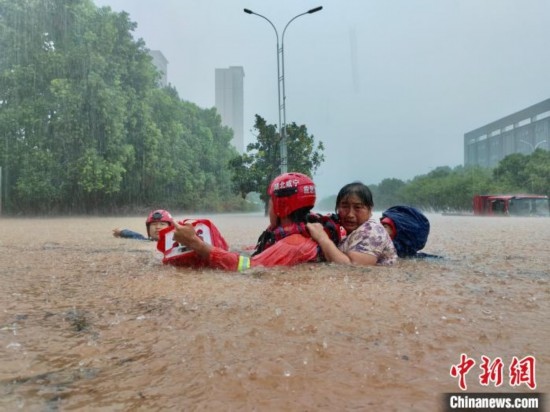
307,222,377,266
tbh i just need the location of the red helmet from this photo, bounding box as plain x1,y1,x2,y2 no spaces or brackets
268,172,316,217
146,209,173,237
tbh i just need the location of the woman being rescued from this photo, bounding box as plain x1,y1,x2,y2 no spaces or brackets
306,181,398,266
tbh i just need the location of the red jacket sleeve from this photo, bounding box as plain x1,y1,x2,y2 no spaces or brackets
207,234,318,271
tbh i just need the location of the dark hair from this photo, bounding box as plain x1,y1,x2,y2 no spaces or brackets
286,206,313,223
335,182,374,211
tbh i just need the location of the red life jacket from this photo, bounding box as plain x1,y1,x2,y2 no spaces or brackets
157,219,229,267
252,213,346,260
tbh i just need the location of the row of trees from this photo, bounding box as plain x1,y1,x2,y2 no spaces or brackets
317,149,550,212
0,0,325,215
0,0,247,214
1,0,547,216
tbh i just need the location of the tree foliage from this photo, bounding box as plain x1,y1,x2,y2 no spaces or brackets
364,154,547,213
491,149,550,195
0,0,245,214
371,178,407,209
523,149,550,195
229,115,325,208
0,0,547,216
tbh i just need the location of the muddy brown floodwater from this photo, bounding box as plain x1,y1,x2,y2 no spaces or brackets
0,213,548,411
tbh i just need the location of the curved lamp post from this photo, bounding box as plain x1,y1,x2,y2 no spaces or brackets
519,139,548,152
244,6,323,173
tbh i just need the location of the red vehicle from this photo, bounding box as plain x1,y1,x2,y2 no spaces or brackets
473,194,550,217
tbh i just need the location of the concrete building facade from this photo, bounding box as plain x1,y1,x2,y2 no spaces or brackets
149,50,168,87
215,66,245,153
464,98,550,168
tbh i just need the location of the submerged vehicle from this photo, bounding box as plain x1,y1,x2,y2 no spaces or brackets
473,194,550,217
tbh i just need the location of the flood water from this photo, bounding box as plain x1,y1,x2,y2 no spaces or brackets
0,213,548,411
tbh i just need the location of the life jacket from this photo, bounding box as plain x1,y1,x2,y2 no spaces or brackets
157,219,229,267
252,213,346,260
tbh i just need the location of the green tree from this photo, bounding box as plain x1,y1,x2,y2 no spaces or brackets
0,0,244,214
493,150,550,195
492,153,529,192
524,149,550,196
373,178,406,210
285,122,325,177
0,0,144,212
399,165,492,211
229,115,324,210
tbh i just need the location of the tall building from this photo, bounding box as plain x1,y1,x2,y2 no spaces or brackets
149,50,168,87
215,66,245,153
464,98,550,168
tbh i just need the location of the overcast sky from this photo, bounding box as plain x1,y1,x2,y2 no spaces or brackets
93,0,550,200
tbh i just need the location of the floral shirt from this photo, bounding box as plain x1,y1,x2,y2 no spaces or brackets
338,217,398,266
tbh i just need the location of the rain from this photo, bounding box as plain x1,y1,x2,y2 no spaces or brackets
93,0,550,199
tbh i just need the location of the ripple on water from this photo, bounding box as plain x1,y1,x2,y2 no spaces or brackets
0,215,548,410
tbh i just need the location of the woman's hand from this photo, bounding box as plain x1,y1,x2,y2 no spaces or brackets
306,222,329,242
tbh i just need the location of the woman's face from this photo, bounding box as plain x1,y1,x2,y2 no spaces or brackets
337,193,372,233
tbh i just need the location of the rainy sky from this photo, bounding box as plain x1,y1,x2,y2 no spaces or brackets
93,0,550,200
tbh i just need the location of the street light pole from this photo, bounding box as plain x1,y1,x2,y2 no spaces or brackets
519,139,548,153
280,6,323,172
533,140,547,150
244,6,323,174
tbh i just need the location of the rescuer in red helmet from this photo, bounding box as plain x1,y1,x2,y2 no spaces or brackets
113,209,174,241
163,172,343,271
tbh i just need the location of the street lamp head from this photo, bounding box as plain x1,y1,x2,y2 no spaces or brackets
243,6,322,174
535,139,548,150
308,6,323,14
